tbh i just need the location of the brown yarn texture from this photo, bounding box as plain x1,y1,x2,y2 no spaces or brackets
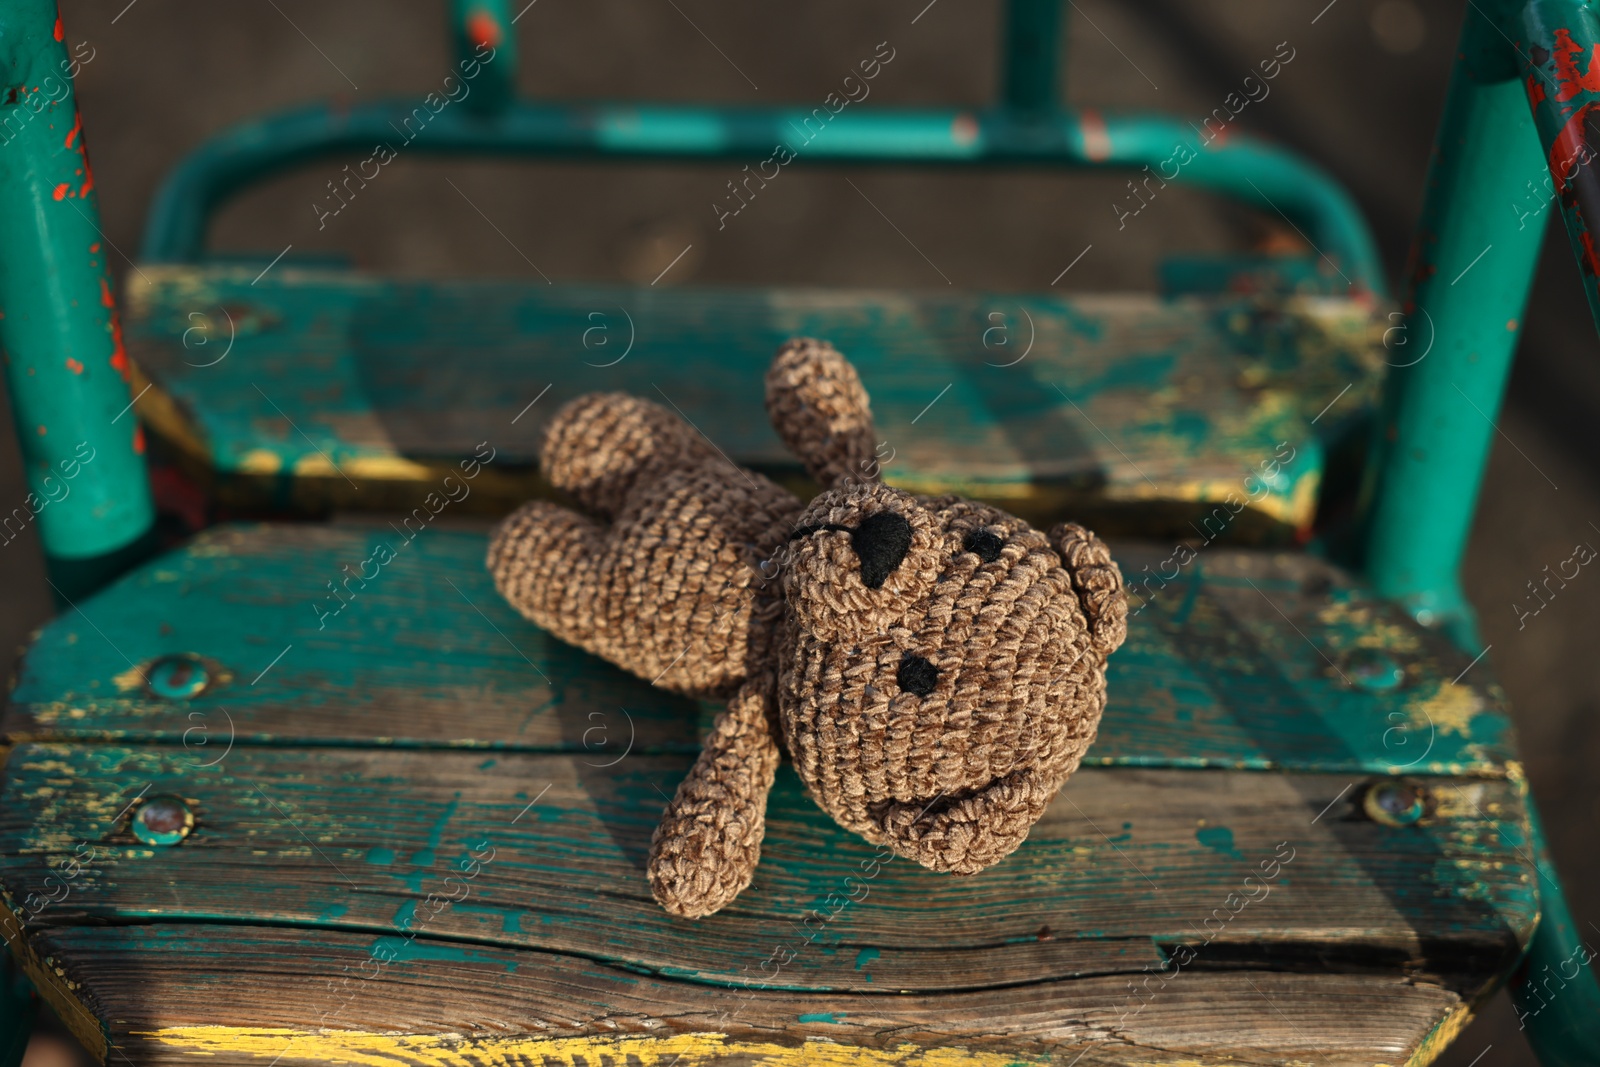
488,339,1127,918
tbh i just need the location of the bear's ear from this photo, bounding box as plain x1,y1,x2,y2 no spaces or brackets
779,483,941,642
1049,522,1128,657
765,338,883,490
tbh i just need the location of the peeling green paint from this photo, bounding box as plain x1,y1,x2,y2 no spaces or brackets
1195,826,1243,861
5,527,1517,778
121,266,1387,543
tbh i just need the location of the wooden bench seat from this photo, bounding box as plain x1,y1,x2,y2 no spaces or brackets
0,523,1531,1065
125,266,1385,541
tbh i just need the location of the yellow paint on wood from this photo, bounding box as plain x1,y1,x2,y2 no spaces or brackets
134,1027,1056,1067
1403,1002,1474,1067
291,452,435,483
1108,473,1312,528
1410,682,1484,739
885,472,1034,500
1286,467,1321,532
127,363,213,467
111,665,146,693
0,900,107,1061
239,448,284,475
1313,599,1424,655
344,456,433,481
1431,781,1492,820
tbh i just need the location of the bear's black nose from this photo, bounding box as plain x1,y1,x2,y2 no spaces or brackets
963,528,1004,563
897,652,939,697
852,511,913,589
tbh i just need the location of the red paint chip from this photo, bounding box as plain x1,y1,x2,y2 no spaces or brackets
1079,109,1112,162
52,183,69,201
1555,27,1600,101
467,10,500,48
1547,101,1600,199
110,319,130,378
951,113,979,147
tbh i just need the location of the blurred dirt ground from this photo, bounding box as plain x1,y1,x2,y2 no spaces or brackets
3,1,1597,1063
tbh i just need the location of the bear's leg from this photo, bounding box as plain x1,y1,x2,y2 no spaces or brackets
648,673,780,918
541,393,714,519
486,499,606,649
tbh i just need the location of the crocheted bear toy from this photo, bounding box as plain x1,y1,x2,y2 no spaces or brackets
488,339,1127,918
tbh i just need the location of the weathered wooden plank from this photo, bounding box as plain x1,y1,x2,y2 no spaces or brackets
26,922,1469,1067
1,524,1515,776
125,265,1385,537
0,744,1534,998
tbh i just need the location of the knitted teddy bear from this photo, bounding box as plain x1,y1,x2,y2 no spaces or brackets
488,339,1127,918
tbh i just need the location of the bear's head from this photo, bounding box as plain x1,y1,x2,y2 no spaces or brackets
771,476,1125,874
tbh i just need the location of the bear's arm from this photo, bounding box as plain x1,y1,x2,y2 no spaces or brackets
647,673,781,918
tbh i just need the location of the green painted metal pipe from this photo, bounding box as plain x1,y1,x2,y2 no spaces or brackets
1358,3,1547,647
1002,0,1063,113
0,0,154,582
1510,789,1600,1067
1521,0,1600,335
139,99,1386,296
1503,22,1600,1061
450,0,515,116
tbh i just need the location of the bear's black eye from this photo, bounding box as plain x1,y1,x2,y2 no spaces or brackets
897,653,939,697
963,529,1004,564
852,511,913,589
